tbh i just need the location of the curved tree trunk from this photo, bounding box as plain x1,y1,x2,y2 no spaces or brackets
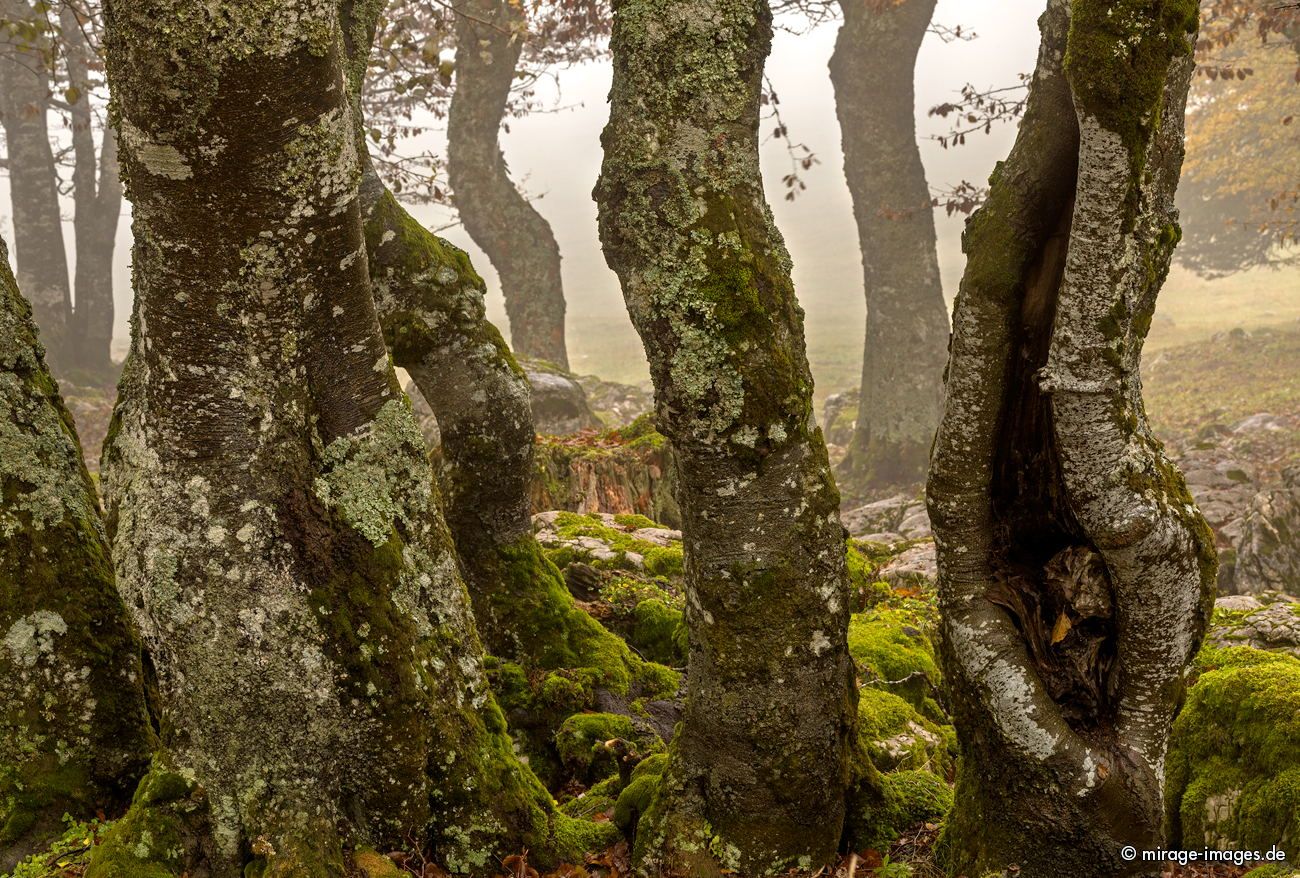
830,0,949,499
341,7,673,765
0,234,152,871
62,4,123,381
595,0,857,871
0,0,72,370
447,0,569,368
927,1,1213,875
96,3,603,875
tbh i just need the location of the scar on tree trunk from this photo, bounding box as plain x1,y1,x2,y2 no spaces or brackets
927,1,1215,876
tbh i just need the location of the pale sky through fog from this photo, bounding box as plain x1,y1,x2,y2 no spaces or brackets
16,0,1281,389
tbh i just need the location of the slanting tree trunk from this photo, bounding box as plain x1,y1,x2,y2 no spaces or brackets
0,234,152,871
342,5,673,770
830,0,949,499
62,5,122,381
595,0,856,871
0,0,72,369
96,3,606,875
927,1,1213,875
447,0,570,368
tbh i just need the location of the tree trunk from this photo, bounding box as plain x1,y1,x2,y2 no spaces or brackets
0,0,72,370
0,234,152,871
96,3,605,874
343,6,673,770
829,0,949,499
447,0,570,368
594,0,857,872
62,4,122,381
926,1,1214,875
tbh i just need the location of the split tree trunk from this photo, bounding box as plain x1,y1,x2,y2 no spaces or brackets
829,0,949,498
927,1,1214,875
96,3,599,874
447,0,570,368
0,0,72,369
0,234,152,871
595,0,857,871
62,4,123,381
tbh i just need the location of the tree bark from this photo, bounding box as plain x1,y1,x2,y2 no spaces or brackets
829,0,949,499
0,233,152,871
594,0,857,872
926,1,1214,876
0,0,72,369
342,4,673,770
62,4,122,381
447,0,570,368
96,3,604,874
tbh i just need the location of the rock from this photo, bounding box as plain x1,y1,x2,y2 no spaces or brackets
843,493,926,539
520,356,603,435
576,374,655,427
877,543,938,589
1207,592,1300,658
821,389,860,448
1230,467,1300,596
531,428,681,529
1232,412,1286,434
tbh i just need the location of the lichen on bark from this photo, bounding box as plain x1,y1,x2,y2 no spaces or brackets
594,0,858,871
96,1,611,874
927,0,1215,875
0,234,153,872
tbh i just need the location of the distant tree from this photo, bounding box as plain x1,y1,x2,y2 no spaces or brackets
596,0,857,869
829,0,950,497
0,232,151,870
0,0,121,380
928,0,1216,875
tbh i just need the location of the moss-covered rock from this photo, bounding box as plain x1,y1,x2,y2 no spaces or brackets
613,753,668,838
555,713,665,784
846,769,953,853
531,431,681,530
856,688,955,777
849,601,945,722
1166,647,1300,858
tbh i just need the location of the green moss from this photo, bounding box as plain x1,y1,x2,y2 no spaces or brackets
846,769,953,853
855,689,955,777
559,774,622,821
846,540,892,608
1166,648,1300,858
848,604,944,720
630,599,688,666
614,513,659,530
84,762,206,878
549,512,684,576
556,713,637,778
613,754,668,836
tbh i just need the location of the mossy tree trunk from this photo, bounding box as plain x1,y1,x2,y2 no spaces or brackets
829,0,949,499
926,1,1214,876
343,3,671,757
0,234,153,872
97,3,600,874
447,0,570,368
62,3,123,381
594,0,857,872
0,0,73,371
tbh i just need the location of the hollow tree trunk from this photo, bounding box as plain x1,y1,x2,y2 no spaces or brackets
447,0,570,368
926,1,1214,876
594,0,856,871
342,4,671,757
829,0,949,499
62,4,122,381
0,0,72,369
96,3,601,875
0,234,152,871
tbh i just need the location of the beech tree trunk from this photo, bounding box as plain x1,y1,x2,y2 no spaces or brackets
447,0,570,368
0,234,152,871
927,1,1214,876
95,3,603,875
62,4,122,381
0,0,72,369
830,0,949,498
595,0,856,872
343,5,671,760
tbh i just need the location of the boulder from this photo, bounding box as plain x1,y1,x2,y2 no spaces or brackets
520,356,603,435
1233,467,1300,596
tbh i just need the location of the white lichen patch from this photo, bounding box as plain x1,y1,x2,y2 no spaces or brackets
3,610,69,668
